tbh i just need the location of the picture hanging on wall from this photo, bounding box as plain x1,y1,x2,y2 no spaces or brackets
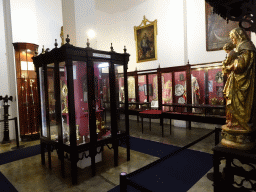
205,2,250,51
134,15,157,63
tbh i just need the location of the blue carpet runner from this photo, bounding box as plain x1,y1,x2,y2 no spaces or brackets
0,145,41,165
0,145,41,192
0,137,213,192
109,136,213,192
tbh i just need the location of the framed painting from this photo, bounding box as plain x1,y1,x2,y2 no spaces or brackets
205,2,250,51
134,16,157,63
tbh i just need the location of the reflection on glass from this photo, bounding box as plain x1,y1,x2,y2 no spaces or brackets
138,75,146,103
39,67,47,137
59,62,70,144
115,64,125,134
46,64,58,141
162,73,172,111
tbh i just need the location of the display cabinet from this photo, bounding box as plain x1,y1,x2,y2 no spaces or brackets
13,42,40,141
33,37,130,184
190,61,225,115
158,65,191,113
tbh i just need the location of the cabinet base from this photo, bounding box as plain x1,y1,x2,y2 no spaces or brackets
20,133,40,141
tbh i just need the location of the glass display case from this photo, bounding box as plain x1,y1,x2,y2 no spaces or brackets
159,65,190,113
190,62,225,115
137,69,158,110
33,38,130,184
158,62,225,117
138,74,147,103
161,70,172,112
13,42,40,141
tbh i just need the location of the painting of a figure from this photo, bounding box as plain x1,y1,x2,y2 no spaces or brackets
205,2,249,51
134,16,157,63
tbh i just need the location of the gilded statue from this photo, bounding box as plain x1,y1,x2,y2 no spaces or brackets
221,27,256,150
61,83,68,113
60,26,64,46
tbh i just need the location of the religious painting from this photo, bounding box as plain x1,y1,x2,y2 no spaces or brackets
134,16,157,63
205,2,250,51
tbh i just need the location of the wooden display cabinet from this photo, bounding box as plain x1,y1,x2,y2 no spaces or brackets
33,37,130,184
13,42,40,141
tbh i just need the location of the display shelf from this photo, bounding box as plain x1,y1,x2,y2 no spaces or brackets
13,42,40,141
33,37,130,184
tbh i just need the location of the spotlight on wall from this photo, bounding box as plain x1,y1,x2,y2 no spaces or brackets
87,29,96,39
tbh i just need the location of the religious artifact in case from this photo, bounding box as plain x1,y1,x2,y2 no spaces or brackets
13,42,40,141
33,37,130,184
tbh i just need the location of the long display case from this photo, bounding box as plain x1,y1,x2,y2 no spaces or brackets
33,37,130,184
124,61,225,118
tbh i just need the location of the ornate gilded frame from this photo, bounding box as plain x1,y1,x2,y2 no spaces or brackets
134,16,157,63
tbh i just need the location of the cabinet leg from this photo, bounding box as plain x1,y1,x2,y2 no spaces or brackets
213,153,220,192
170,119,172,135
141,118,143,133
114,141,118,166
48,146,51,169
41,142,45,165
149,118,151,131
71,154,78,185
162,121,164,137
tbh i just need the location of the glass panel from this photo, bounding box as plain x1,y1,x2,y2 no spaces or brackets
46,64,58,141
17,48,39,136
72,61,89,145
173,71,186,104
115,64,125,134
101,66,110,123
191,68,205,114
162,72,172,111
39,67,47,137
59,62,70,144
127,75,136,110
148,73,157,103
96,62,111,140
138,75,146,103
208,67,224,105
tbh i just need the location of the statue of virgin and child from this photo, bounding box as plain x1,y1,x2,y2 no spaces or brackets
221,27,256,150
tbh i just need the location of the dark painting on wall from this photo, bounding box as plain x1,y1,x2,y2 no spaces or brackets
205,2,250,51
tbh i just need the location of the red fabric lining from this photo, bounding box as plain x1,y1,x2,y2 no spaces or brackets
139,110,162,114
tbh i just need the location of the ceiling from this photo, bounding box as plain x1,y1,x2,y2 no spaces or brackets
95,0,148,14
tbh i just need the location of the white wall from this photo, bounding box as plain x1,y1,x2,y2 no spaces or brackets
0,1,9,97
0,0,63,141
35,0,63,50
187,0,225,64
11,0,63,50
96,0,256,71
96,0,185,71
0,0,10,141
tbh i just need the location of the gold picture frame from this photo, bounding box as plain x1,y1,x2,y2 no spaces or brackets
134,16,157,63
